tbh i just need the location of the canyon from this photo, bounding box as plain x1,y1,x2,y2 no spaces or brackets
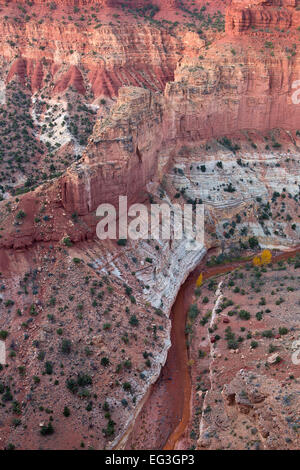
0,0,299,450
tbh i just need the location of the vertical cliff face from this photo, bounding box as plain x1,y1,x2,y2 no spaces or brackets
166,1,300,142
0,0,217,198
1,0,299,223
13,0,181,7
0,1,211,98
1,21,182,97
61,87,164,214
226,0,299,34
165,44,300,141
60,19,300,217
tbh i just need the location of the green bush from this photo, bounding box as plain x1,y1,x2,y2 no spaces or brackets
16,210,26,219
62,237,72,247
279,327,288,335
63,406,70,417
0,330,8,340
248,236,259,249
123,382,131,392
262,330,274,338
239,310,250,320
61,339,71,354
101,357,110,367
45,362,53,375
188,304,199,320
129,315,139,327
40,422,54,436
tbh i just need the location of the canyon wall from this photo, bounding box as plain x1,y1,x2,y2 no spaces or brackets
166,46,300,141
61,87,164,213
1,21,185,97
0,0,299,226
10,0,180,7
226,0,299,34
0,1,208,97
61,40,300,215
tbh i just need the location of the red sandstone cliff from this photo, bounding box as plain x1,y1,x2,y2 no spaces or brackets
61,41,300,216
0,1,210,97
61,87,164,213
166,43,300,140
226,0,299,34
0,0,298,231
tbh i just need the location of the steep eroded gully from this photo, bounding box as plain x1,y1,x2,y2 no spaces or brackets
122,247,300,450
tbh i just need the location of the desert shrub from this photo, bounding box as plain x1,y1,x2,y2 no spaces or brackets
61,339,71,354
63,406,70,417
45,362,53,375
16,210,26,219
262,330,274,338
123,382,131,392
248,236,259,249
239,310,250,320
102,419,115,437
188,304,199,320
62,237,72,247
279,327,288,335
101,357,110,367
129,315,139,327
40,422,54,436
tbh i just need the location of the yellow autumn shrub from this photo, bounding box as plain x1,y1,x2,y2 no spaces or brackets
196,272,203,287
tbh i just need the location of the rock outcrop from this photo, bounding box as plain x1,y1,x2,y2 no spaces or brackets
190,259,300,451
226,0,299,34
61,87,164,213
166,43,300,140
0,0,299,239
0,6,205,97
60,40,300,216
